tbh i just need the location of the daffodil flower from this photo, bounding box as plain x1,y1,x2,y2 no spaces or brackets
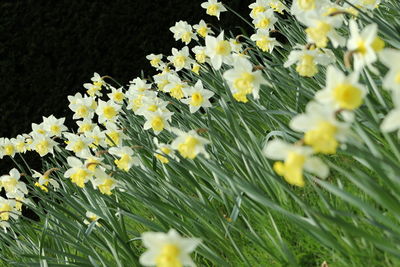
32,169,59,192
143,109,174,135
30,133,58,157
139,229,201,267
181,80,214,113
264,139,329,187
223,57,269,103
0,168,28,199
42,115,68,137
64,157,93,188
104,122,127,147
252,9,277,30
64,132,93,158
250,29,281,53
146,54,163,69
96,99,121,124
284,44,335,77
164,74,190,100
83,72,105,97
92,168,116,195
169,21,198,45
200,0,227,20
153,137,179,164
290,102,351,154
249,0,269,19
315,66,366,111
109,146,139,172
171,128,210,159
379,48,400,91
0,197,18,222
347,20,384,71
193,20,213,38
205,31,232,70
107,86,126,104
167,47,192,72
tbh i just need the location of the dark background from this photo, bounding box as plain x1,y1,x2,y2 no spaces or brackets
0,0,254,173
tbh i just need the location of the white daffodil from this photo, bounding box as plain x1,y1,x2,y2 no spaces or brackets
139,229,201,267
64,132,93,158
107,86,125,104
136,96,169,117
104,122,127,147
164,74,190,100
171,128,210,159
284,45,335,77
13,135,28,154
200,0,227,20
64,156,93,188
82,153,105,172
192,62,201,75
0,168,28,199
250,29,281,53
205,31,232,70
42,115,68,137
170,21,198,45
263,139,329,187
146,54,163,69
181,80,214,113
153,72,171,92
192,46,207,64
30,133,58,157
84,211,102,226
229,38,243,55
153,137,179,164
291,0,329,24
109,146,139,172
379,48,400,91
347,20,384,71
249,0,269,19
83,72,105,97
267,0,287,14
1,138,16,158
315,66,366,111
96,99,121,124
223,57,269,103
129,77,153,94
69,95,96,120
31,122,47,136
76,118,96,134
302,6,346,48
290,102,351,154
84,126,107,149
381,91,400,133
252,9,277,30
0,197,18,223
167,47,192,71
143,109,174,135
67,92,84,105
126,90,158,113
92,168,116,195
32,169,59,192
193,20,213,38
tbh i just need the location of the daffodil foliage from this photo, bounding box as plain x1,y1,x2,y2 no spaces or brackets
1,0,400,266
